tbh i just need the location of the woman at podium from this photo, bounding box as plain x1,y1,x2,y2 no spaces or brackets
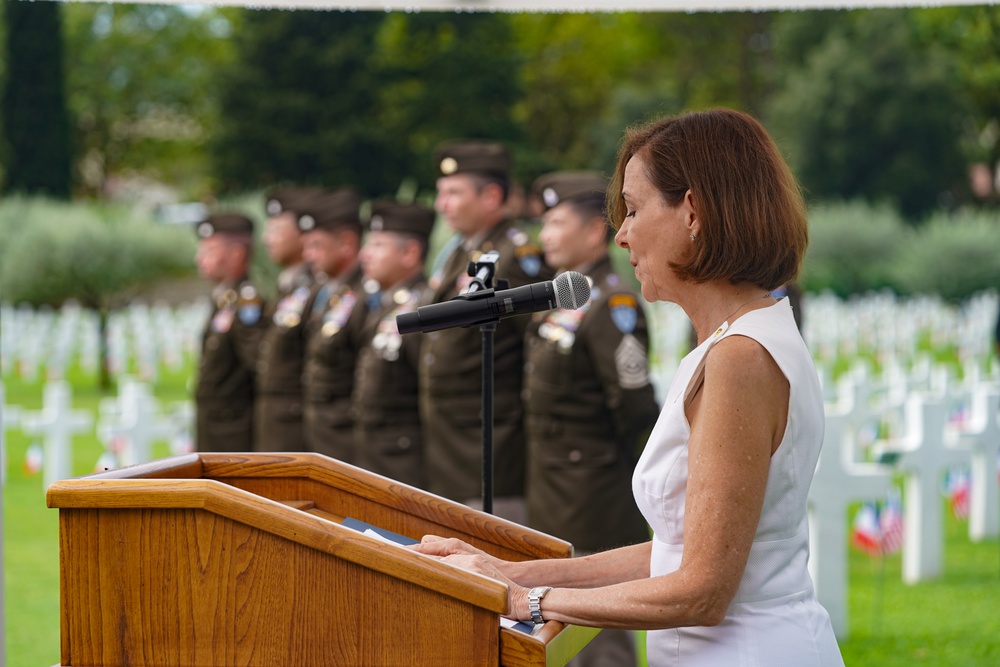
413,108,845,667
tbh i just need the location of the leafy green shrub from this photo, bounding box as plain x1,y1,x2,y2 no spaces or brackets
0,197,196,308
890,209,1000,301
800,200,909,297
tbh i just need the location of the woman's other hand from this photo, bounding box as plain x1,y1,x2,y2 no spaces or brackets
409,535,530,621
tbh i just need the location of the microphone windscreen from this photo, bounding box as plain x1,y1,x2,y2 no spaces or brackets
553,271,591,310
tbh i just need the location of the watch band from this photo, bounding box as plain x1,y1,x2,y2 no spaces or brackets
528,586,552,625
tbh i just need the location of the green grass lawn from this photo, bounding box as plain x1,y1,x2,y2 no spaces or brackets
3,365,190,667
3,367,1000,666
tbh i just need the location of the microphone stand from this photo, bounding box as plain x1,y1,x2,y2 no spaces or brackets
464,252,505,515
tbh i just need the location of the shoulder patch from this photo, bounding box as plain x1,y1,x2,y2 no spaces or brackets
608,293,638,334
237,302,261,326
515,244,543,278
236,282,262,325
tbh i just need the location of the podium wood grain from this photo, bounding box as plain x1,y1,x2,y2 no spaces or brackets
47,453,597,667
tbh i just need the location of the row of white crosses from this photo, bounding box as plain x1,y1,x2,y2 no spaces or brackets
799,290,998,639
97,376,193,470
805,290,998,380
4,377,194,486
1,301,207,383
808,368,896,639
807,354,1000,638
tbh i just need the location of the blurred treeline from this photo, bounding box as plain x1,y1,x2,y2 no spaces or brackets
2,196,998,306
2,3,1000,218
0,3,998,306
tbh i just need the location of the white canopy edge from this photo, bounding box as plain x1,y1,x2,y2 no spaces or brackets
57,0,995,11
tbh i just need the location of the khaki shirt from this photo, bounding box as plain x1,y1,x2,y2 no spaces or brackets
419,218,553,501
196,277,267,452
523,255,659,551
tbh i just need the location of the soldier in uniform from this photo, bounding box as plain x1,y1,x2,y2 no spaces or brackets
298,187,371,464
352,200,437,488
254,186,321,452
193,213,267,452
420,140,553,521
524,171,660,667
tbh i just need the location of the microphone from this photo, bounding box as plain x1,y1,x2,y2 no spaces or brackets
397,271,591,334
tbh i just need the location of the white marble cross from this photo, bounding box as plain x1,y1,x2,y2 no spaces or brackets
883,392,970,583
105,316,128,379
0,380,22,487
166,400,196,455
808,376,893,639
20,381,93,488
96,377,174,468
956,386,1000,542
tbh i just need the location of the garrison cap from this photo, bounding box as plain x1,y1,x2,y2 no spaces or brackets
294,187,363,233
533,171,609,211
264,186,324,218
366,200,436,241
195,212,254,239
433,140,511,180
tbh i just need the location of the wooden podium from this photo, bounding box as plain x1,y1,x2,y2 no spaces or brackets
46,453,599,667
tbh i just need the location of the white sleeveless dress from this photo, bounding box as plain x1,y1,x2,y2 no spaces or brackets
633,298,844,666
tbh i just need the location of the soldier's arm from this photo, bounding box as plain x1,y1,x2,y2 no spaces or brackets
233,295,268,375
585,295,660,457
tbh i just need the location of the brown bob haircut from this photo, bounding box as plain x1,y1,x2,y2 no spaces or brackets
607,108,807,292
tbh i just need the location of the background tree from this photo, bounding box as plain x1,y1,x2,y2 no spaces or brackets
1,0,72,198
211,9,390,196
373,12,526,189
0,199,195,389
912,6,1000,206
766,9,971,220
62,4,238,199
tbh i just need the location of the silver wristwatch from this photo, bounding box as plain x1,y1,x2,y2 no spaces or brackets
527,586,552,625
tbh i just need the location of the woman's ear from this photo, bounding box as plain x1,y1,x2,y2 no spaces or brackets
684,190,700,238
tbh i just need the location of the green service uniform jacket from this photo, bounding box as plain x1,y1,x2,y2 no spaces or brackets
352,275,428,489
196,278,267,452
254,264,317,452
302,265,371,465
419,218,553,501
523,256,659,553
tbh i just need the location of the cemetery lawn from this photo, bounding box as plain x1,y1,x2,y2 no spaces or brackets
3,371,999,666
842,506,1000,665
3,367,189,667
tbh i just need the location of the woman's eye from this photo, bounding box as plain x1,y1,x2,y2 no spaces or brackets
626,210,636,218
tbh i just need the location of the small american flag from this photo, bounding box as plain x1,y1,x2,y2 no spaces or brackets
879,490,904,555
23,442,43,475
946,466,971,521
852,502,883,556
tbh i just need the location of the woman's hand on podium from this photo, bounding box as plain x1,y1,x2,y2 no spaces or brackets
410,535,530,621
